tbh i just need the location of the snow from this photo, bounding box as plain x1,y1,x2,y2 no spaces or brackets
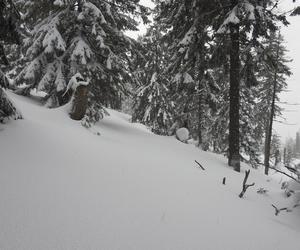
83,2,106,24
179,26,196,46
71,38,93,65
53,0,65,7
42,25,66,54
176,127,189,142
242,2,255,21
183,72,194,83
217,6,240,34
66,73,89,92
150,72,157,84
0,92,300,250
106,55,112,70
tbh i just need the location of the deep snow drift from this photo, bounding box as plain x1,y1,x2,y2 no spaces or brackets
0,93,299,250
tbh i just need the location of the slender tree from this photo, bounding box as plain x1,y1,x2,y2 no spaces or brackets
261,33,291,175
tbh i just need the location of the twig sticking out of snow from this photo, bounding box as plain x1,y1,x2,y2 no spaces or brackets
239,170,255,198
222,177,226,185
271,203,300,216
195,160,205,170
272,204,289,216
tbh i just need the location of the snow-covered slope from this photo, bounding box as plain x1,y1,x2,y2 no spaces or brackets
0,93,299,250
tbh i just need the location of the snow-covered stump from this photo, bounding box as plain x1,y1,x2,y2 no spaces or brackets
176,127,189,143
70,84,88,120
67,73,89,121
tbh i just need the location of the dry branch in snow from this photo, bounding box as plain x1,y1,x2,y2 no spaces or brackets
239,170,255,198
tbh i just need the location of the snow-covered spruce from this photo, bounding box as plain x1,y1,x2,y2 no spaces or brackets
14,0,149,124
132,25,173,135
0,0,22,122
156,0,290,167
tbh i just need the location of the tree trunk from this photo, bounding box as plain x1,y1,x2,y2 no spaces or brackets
196,56,204,148
283,147,287,165
197,89,203,147
195,17,205,148
77,0,82,12
228,0,240,172
70,85,88,120
264,80,277,175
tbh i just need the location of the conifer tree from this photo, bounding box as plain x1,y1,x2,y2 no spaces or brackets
215,0,289,171
0,0,22,122
257,32,291,174
14,0,149,125
156,0,288,171
132,25,173,135
156,0,221,147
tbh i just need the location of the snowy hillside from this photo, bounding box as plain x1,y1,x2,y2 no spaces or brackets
0,93,299,250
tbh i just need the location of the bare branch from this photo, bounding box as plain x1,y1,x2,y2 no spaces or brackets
272,204,288,216
239,170,255,198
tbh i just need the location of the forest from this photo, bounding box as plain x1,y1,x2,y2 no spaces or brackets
1,1,300,249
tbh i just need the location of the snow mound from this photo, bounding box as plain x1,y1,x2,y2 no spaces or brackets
176,127,189,142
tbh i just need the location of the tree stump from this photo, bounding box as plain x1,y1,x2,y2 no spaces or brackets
69,84,88,120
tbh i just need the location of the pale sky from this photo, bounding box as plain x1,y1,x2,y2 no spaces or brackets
275,0,300,141
129,0,300,142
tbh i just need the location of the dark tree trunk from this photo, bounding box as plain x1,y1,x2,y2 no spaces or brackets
196,55,204,148
70,85,88,120
77,0,82,12
197,89,203,147
228,0,240,172
195,15,205,148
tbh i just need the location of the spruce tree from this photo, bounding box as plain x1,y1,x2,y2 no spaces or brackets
0,0,22,122
216,0,286,171
156,0,221,147
257,32,291,174
14,0,149,125
132,25,173,135
156,0,288,171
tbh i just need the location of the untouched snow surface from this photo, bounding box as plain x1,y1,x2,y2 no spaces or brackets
0,93,300,250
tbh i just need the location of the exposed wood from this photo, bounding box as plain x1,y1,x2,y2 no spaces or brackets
195,160,205,170
222,177,226,185
272,204,288,216
239,170,255,198
69,85,88,121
